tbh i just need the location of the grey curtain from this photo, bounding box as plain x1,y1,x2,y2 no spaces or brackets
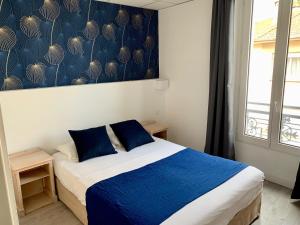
205,0,235,160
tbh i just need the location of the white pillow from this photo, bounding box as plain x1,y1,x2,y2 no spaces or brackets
106,125,123,149
56,141,79,162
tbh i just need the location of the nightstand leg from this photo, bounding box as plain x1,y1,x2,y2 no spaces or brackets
48,162,57,202
12,172,24,216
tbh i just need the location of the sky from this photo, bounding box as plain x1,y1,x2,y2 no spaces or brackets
253,0,277,21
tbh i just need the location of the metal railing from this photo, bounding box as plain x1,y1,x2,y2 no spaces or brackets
245,102,300,147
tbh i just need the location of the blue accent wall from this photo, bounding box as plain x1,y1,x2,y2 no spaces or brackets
0,0,158,91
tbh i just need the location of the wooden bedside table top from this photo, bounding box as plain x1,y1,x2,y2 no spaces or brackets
143,122,168,135
9,148,53,172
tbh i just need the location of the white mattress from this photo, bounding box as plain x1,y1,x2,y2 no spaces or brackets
53,138,264,225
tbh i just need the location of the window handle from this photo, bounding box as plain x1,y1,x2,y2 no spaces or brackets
274,101,280,113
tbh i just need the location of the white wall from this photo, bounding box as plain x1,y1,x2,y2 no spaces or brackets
0,153,14,225
159,0,212,150
159,0,299,189
236,141,299,188
0,80,165,154
0,106,18,225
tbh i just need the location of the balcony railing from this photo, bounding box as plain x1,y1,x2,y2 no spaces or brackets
245,102,300,147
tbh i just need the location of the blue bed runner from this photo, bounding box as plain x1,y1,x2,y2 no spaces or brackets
86,148,247,225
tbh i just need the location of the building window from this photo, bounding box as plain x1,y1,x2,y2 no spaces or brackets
240,0,300,150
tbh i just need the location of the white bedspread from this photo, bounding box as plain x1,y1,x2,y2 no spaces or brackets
53,138,264,225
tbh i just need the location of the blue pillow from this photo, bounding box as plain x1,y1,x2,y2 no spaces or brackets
69,126,117,162
110,120,154,151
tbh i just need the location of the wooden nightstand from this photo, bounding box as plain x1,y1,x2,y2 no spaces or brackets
9,148,57,216
142,121,168,140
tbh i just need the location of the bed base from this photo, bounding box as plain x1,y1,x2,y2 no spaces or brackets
56,177,261,225
56,178,88,225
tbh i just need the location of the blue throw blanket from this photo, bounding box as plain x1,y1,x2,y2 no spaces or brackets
86,148,247,225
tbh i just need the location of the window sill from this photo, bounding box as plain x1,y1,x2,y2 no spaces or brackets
237,133,300,157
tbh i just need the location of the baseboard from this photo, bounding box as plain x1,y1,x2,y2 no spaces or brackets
264,173,294,189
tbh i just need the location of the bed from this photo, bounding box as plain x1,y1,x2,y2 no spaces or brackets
53,137,264,225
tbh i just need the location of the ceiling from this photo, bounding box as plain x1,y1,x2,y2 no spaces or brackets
96,0,193,10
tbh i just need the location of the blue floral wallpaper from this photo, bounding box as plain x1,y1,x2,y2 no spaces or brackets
0,0,158,91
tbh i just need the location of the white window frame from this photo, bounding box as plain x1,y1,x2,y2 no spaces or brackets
236,0,300,156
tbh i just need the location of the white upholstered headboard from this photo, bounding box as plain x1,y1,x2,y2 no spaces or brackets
0,80,165,154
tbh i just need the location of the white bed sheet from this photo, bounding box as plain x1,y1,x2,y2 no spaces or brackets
53,138,264,225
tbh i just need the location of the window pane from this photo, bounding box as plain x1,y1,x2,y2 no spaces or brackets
244,0,279,139
280,0,300,148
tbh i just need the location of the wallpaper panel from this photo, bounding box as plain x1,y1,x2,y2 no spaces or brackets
0,0,158,91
